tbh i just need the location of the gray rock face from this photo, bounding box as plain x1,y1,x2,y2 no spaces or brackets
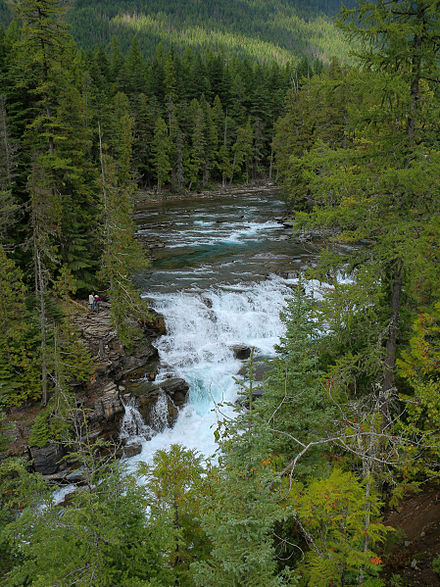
30,443,65,475
94,382,124,420
122,443,143,458
17,305,182,480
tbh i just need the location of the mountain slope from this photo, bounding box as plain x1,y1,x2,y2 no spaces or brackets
67,0,351,63
0,0,352,63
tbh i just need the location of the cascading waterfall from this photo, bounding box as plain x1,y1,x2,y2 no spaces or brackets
149,391,169,432
124,276,295,471
54,189,322,499
120,397,152,443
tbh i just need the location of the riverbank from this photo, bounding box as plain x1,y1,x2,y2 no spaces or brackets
134,180,283,206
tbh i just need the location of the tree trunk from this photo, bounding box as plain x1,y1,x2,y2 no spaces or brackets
36,247,48,406
382,263,402,394
268,142,274,180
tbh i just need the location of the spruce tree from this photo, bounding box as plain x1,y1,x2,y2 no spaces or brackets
290,1,440,398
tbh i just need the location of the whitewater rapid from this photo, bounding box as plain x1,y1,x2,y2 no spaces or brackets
124,276,297,470
120,190,329,469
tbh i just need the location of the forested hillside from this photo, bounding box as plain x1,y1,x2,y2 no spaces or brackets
0,0,352,63
1,0,440,585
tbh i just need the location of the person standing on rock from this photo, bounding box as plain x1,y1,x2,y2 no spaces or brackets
89,292,95,312
94,294,101,313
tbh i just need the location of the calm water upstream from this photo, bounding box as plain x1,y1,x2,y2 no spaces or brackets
124,188,321,469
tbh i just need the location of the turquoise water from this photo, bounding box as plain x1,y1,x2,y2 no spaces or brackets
125,189,320,468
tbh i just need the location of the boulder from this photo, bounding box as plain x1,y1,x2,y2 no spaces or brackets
160,378,189,406
122,443,143,458
231,344,252,360
135,378,188,429
30,443,65,475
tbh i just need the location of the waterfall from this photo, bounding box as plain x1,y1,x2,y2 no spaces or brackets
149,391,169,432
120,397,152,443
124,276,294,472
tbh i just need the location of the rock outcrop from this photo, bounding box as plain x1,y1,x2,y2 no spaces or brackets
29,443,66,475
5,301,183,479
129,377,189,430
231,344,252,360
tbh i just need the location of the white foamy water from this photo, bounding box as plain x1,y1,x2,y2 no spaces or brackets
120,397,153,443
124,276,294,471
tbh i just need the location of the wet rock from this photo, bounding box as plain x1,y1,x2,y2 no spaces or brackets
142,239,165,248
122,443,143,458
167,400,179,426
134,378,188,429
137,390,179,429
160,378,189,406
201,295,213,308
231,344,252,360
237,361,270,382
136,389,160,422
30,443,65,475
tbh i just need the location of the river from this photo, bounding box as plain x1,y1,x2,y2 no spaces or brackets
123,187,321,469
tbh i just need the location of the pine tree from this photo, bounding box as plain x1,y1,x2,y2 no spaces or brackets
98,99,150,348
290,1,440,398
188,99,206,189
0,246,40,406
0,95,18,247
256,287,333,477
152,115,172,190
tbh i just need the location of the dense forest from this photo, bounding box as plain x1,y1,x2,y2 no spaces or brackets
1,0,440,585
0,0,352,63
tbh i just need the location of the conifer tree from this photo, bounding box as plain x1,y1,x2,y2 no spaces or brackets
0,246,40,406
290,0,440,398
152,115,172,190
188,99,206,189
98,96,150,347
0,95,18,247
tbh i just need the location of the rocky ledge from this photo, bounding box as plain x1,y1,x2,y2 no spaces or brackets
6,301,190,478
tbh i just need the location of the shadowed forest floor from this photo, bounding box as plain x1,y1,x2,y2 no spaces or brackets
382,487,440,585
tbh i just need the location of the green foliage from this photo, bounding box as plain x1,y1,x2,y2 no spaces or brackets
139,445,211,585
0,456,48,580
0,246,41,405
192,355,296,585
433,555,440,577
4,433,176,586
64,0,351,66
28,407,69,447
98,123,151,348
291,469,389,586
152,115,171,189
254,285,333,477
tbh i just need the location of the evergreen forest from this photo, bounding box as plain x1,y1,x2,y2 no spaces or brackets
1,0,440,585
0,0,352,63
